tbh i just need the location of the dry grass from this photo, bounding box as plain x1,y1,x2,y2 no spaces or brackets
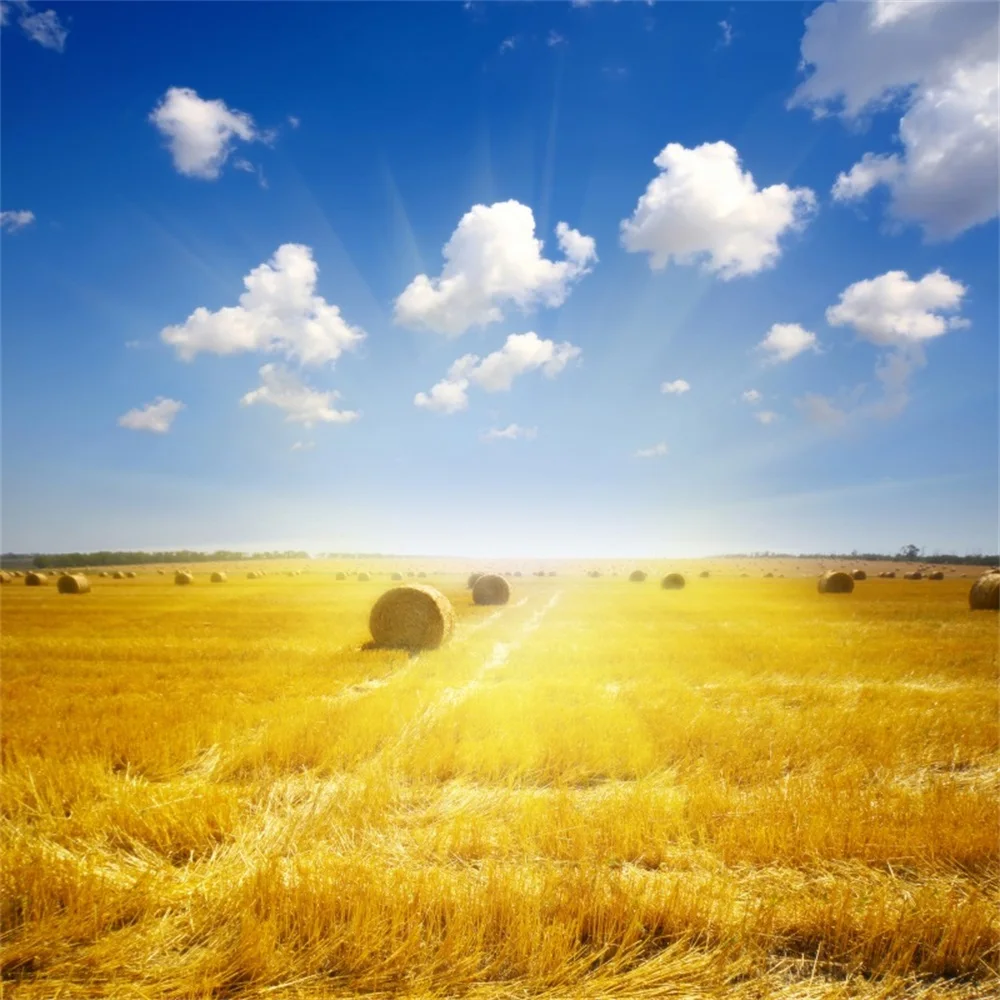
1,562,997,998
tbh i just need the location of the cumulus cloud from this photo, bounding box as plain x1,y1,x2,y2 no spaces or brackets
118,397,184,433
791,1,999,240
150,87,261,179
754,410,779,425
620,141,816,278
161,244,365,366
415,331,581,414
481,423,538,442
6,2,67,51
742,389,762,404
757,322,819,363
634,442,668,459
0,209,35,233
241,364,359,427
825,269,968,347
394,200,596,337
660,379,690,395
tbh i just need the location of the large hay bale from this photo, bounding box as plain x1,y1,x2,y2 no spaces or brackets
357,572,371,582
467,572,484,589
473,573,510,606
210,571,227,583
851,569,867,581
903,571,923,580
969,570,1000,611
391,571,404,581
369,584,455,650
818,571,854,594
335,571,347,581
628,570,647,583
58,573,90,595
174,571,194,586
0,571,11,584
661,573,685,590
24,571,48,586
928,570,944,580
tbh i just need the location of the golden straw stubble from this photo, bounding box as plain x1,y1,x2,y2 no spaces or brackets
369,584,456,650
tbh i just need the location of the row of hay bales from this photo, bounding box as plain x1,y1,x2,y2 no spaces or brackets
627,569,687,589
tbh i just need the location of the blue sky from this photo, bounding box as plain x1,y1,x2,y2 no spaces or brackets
2,1,997,558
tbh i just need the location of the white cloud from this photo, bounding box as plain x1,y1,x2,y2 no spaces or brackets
796,393,849,428
547,30,566,47
241,364,359,427
718,20,733,48
118,398,184,434
481,423,538,442
825,269,968,347
233,157,268,189
11,3,67,51
290,440,315,452
634,442,668,459
660,379,690,395
149,87,260,180
620,141,816,278
287,115,300,129
791,1,999,240
742,389,762,404
394,200,596,337
499,36,517,53
161,244,365,366
415,332,581,415
0,209,35,233
757,323,819,363
754,410,779,425
0,5,7,27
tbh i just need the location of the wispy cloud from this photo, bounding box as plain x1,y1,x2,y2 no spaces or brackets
0,209,35,233
547,30,566,47
287,115,300,129
7,2,68,51
481,423,538,442
118,398,185,433
742,389,762,404
290,441,315,452
499,36,517,54
754,410,779,425
717,19,733,49
634,442,668,459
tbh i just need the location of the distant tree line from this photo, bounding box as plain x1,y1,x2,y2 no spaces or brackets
722,544,998,566
0,550,311,569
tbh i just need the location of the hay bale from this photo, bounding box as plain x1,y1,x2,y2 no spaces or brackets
58,573,90,595
467,572,484,589
391,571,404,581
588,570,602,578
369,584,455,650
125,571,137,579
628,570,647,583
764,572,774,578
903,571,923,580
99,571,108,578
417,571,427,578
851,569,867,581
357,572,371,582
473,573,510,606
817,571,854,594
247,571,259,579
548,571,557,577
928,570,944,580
335,571,346,581
513,571,522,577
0,571,11,584
210,571,227,583
699,570,710,578
112,571,125,580
24,571,48,586
157,569,165,575
969,570,1000,611
174,571,194,586
661,573,685,590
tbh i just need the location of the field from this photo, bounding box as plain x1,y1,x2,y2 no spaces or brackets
2,561,997,999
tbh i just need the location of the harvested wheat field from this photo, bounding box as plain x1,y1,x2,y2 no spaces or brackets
1,561,998,999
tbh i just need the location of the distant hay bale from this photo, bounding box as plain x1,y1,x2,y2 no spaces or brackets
24,571,48,586
514,571,522,577
112,571,125,580
699,570,710,578
928,570,944,580
473,573,510,606
58,573,90,595
391,571,404,581
99,571,108,578
903,571,923,580
335,572,347,581
817,571,854,594
588,570,602,578
740,573,749,578
125,571,136,578
467,572,484,589
661,573,685,590
12,570,23,578
407,571,415,577
157,569,165,575
174,571,194,586
851,569,867,581
764,572,774,578
369,584,455,650
357,572,371,582
968,570,1000,611
548,571,556,577
628,570,647,583
210,571,227,583
417,571,427,578
0,571,12,584
247,571,259,579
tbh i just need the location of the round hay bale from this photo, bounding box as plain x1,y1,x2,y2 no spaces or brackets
391,571,404,581
369,584,455,650
157,569,165,575
699,570,710,578
99,571,108,578
58,573,90,595
513,571,522,577
112,571,125,580
817,571,854,594
417,571,427,578
125,571,136,579
472,573,510,606
903,571,923,580
357,572,371,582
548,571,557,577
628,570,647,583
467,572,484,589
0,571,12,584
335,571,346,581
851,569,867,581
928,570,944,580
24,571,48,586
210,571,227,583
969,570,1000,611
764,572,774,578
247,571,259,579
661,573,685,590
407,571,415,577
588,570,602,579
174,571,194,586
